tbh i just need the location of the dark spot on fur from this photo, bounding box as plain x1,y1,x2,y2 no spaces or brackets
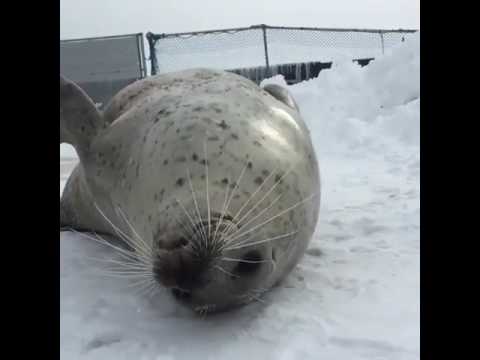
231,133,239,140
254,177,263,185
80,125,85,132
275,174,283,183
175,156,187,163
247,162,253,169
148,215,152,222
233,194,241,199
253,140,262,147
98,152,103,158
201,175,206,180
229,182,237,189
192,153,199,161
200,159,209,165
176,128,180,134
176,178,185,187
163,159,169,165
217,120,229,130
221,178,229,185
193,106,203,112
262,169,270,177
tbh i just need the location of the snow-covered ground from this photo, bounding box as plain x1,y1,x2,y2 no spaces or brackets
60,32,419,360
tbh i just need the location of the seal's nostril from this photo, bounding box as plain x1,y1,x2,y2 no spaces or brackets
172,288,192,301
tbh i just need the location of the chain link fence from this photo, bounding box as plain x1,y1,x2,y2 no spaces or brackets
147,24,417,84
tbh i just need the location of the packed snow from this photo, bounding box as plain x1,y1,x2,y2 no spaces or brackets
60,32,419,360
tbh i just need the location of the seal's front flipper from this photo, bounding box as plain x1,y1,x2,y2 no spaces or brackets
60,75,105,156
262,84,300,112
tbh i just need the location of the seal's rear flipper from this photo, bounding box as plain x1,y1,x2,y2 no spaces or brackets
262,84,300,112
60,75,105,156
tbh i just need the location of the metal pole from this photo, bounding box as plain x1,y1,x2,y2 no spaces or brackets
139,33,148,78
146,32,158,75
261,24,270,77
380,32,385,55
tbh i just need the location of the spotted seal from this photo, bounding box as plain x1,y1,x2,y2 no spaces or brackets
60,68,320,313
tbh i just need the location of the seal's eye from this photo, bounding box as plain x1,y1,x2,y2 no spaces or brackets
235,250,263,275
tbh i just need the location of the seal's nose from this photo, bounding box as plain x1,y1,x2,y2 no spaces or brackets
153,238,208,294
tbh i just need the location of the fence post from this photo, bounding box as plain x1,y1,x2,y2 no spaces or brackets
146,32,159,75
261,24,271,77
139,33,148,78
379,31,385,55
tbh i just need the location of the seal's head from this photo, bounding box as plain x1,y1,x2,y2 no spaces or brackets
151,209,292,314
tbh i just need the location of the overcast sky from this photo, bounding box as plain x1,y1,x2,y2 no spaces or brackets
60,0,419,39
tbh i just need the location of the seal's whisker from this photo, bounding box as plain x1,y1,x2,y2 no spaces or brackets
93,203,151,263
221,193,283,249
145,281,162,299
89,230,152,266
213,264,239,278
203,140,212,243
225,230,299,252
220,257,271,264
116,206,153,259
83,255,152,272
212,174,231,245
127,276,156,288
175,197,204,245
96,271,153,279
129,277,158,296
247,291,266,304
222,164,297,241
171,210,196,240
215,163,248,244
186,168,208,247
222,192,318,245
251,287,268,295
72,230,150,266
219,165,272,241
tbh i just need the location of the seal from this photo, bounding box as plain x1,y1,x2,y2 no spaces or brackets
60,68,320,314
